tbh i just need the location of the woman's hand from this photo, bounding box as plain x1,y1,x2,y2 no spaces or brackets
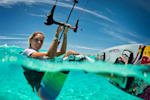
63,23,72,33
55,23,73,38
119,56,128,64
64,27,69,34
55,25,63,38
64,23,73,29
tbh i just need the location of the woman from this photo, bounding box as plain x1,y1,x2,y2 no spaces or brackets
22,23,79,99
23,23,79,59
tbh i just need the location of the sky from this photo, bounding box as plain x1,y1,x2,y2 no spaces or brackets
0,0,150,54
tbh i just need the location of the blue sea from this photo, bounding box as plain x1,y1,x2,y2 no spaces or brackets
0,45,149,100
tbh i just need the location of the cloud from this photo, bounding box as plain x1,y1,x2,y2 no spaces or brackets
105,8,114,15
0,0,51,6
0,33,30,36
125,32,138,38
95,22,141,44
104,24,149,43
13,33,30,36
75,7,115,23
28,13,45,18
0,36,26,40
69,45,102,51
103,29,137,44
0,0,115,23
13,41,27,44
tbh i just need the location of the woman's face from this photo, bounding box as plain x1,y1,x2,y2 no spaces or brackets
30,34,44,50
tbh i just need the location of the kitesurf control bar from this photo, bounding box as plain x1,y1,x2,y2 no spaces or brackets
44,0,79,39
44,5,65,26
59,0,78,40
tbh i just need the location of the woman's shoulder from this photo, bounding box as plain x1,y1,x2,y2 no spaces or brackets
23,48,37,56
25,48,37,52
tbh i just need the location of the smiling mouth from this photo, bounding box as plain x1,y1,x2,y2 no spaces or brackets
36,44,42,48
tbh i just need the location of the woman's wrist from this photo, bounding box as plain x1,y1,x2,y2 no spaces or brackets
54,36,58,41
56,25,62,33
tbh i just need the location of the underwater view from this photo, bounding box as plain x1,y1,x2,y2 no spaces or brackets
0,45,150,100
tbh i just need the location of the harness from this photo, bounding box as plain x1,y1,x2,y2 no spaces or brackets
22,66,45,92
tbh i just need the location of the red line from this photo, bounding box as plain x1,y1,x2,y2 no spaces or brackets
132,45,141,64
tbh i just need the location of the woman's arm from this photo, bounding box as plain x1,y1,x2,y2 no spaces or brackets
47,25,62,59
56,26,69,57
31,52,47,57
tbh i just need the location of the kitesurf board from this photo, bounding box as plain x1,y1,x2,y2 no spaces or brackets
97,44,150,65
40,72,67,99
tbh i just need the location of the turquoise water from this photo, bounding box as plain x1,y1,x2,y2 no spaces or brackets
0,45,149,100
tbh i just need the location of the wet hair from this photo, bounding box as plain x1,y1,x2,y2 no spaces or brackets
28,32,45,48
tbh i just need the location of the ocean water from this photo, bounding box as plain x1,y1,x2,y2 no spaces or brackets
0,45,149,100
